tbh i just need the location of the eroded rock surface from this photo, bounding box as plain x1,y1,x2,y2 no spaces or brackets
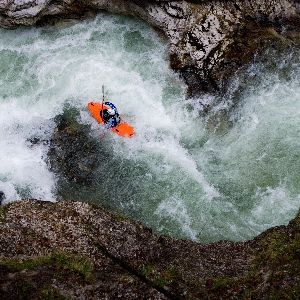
0,200,300,299
0,0,300,95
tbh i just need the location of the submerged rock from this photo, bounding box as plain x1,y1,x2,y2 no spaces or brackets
0,0,299,95
0,199,299,299
0,192,4,204
47,105,108,184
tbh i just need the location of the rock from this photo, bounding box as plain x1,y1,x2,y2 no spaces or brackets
0,192,4,204
0,0,299,95
26,137,49,146
0,199,299,299
47,105,109,184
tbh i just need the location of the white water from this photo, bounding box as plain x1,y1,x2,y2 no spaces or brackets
0,13,300,242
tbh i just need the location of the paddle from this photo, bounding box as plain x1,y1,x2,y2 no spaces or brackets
101,85,105,123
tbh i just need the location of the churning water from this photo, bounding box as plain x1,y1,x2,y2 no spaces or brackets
1,13,300,242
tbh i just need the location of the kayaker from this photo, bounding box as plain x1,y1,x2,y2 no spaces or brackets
100,101,121,128
88,100,135,138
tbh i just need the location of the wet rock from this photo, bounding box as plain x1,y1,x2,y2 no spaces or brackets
26,137,49,147
47,105,107,184
0,1,299,95
0,199,299,299
0,192,4,204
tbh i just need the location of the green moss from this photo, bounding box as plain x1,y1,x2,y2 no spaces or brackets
238,220,300,298
0,206,6,222
141,264,173,287
154,276,172,288
41,286,67,300
156,266,182,287
0,203,10,223
0,252,93,280
141,264,155,277
20,282,34,298
291,211,300,229
51,252,93,280
211,277,232,291
253,229,300,274
164,266,181,280
112,212,130,222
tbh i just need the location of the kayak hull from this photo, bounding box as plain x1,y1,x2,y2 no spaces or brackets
88,102,135,138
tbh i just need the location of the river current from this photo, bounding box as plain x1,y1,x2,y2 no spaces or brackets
1,13,300,242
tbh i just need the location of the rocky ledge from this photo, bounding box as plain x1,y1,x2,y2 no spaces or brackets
0,199,299,299
1,0,300,95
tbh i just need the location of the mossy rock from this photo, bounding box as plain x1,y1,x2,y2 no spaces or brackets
0,252,93,280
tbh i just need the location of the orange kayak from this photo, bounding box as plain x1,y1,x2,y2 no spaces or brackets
88,102,135,138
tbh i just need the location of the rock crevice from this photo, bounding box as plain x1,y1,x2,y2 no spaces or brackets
0,200,299,299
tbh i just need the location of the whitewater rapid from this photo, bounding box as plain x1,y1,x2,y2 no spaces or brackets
0,13,300,242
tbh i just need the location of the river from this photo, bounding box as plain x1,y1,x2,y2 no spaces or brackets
0,13,300,242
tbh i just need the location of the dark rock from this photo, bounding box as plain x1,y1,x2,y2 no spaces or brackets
0,199,299,299
47,105,108,184
26,137,49,146
0,192,4,204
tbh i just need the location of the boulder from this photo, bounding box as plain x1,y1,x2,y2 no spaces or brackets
47,105,108,184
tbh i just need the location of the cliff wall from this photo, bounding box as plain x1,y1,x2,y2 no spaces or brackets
1,0,299,94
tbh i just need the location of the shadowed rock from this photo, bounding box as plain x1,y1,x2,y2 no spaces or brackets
0,192,4,205
47,105,108,184
0,199,299,299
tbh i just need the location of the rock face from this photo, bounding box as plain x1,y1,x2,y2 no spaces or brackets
0,199,299,299
1,0,299,95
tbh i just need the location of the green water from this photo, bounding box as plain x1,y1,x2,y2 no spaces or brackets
0,13,300,242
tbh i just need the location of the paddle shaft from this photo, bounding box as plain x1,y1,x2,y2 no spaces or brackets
101,85,105,122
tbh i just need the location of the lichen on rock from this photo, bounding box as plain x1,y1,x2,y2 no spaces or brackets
0,199,299,299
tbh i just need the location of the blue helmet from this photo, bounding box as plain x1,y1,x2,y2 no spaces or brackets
105,101,118,111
